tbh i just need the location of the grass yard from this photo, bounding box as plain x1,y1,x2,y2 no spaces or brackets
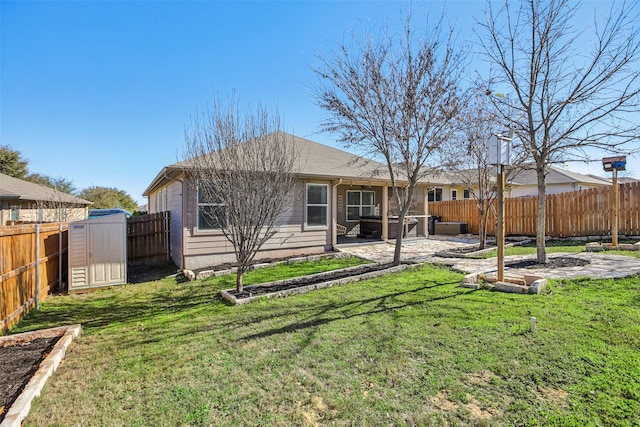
481,239,640,259
10,259,640,426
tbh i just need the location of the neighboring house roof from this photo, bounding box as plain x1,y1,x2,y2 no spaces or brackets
509,166,612,187
588,174,639,184
0,173,92,205
617,177,639,183
144,132,452,196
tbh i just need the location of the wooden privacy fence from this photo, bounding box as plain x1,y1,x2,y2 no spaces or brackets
127,212,170,265
429,181,640,237
1,222,68,333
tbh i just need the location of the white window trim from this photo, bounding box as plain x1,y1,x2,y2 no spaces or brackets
463,189,471,199
451,189,458,201
305,183,329,229
346,190,375,222
196,183,227,232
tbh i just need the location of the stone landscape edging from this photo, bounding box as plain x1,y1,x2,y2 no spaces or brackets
221,262,420,305
1,324,82,427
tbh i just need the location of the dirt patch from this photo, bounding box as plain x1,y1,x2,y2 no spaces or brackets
462,370,496,386
429,392,459,412
0,336,60,423
506,256,590,269
429,390,502,422
535,386,568,407
127,261,180,284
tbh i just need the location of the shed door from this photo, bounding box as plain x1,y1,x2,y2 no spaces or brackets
89,222,126,286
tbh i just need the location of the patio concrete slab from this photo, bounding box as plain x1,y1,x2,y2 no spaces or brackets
337,238,640,280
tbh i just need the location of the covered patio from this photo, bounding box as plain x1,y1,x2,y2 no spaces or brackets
330,182,430,247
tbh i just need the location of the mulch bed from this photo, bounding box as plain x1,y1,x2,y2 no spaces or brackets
506,256,591,269
0,336,60,423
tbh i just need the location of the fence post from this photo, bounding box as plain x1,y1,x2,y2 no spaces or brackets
35,224,41,310
58,223,63,292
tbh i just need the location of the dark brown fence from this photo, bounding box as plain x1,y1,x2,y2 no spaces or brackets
429,181,640,237
127,212,170,265
1,223,68,333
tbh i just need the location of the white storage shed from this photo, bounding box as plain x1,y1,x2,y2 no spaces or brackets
68,213,127,292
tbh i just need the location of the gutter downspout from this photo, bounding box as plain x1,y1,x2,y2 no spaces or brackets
331,179,342,248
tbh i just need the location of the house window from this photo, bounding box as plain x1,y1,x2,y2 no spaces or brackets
346,190,375,221
306,183,328,227
197,184,227,230
10,206,20,221
428,188,442,202
451,190,458,201
463,189,471,199
37,208,44,222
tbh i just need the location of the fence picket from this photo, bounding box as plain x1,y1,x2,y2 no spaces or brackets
1,223,68,333
429,182,640,237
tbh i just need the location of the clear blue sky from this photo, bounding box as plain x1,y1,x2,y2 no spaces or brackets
2,1,638,206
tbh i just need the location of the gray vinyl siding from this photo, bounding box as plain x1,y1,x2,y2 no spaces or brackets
148,180,184,269
182,178,330,270
167,180,183,269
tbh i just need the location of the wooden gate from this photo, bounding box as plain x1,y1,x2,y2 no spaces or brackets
127,212,170,265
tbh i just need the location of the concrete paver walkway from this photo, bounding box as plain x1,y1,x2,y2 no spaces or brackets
337,238,640,280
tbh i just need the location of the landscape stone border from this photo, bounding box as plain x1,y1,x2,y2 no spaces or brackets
461,272,547,294
585,241,640,252
0,324,82,427
221,262,420,305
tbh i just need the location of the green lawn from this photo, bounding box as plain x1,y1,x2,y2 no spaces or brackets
10,259,640,426
480,239,640,259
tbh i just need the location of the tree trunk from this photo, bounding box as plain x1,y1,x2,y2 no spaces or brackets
478,205,486,250
536,168,547,264
236,270,244,293
393,210,405,266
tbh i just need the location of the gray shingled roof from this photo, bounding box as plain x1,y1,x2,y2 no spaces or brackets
172,132,391,180
144,132,453,195
0,173,92,205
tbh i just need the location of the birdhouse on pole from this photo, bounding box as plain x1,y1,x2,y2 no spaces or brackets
602,156,626,172
487,133,513,166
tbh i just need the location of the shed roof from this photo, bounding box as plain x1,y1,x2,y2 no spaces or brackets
0,173,92,205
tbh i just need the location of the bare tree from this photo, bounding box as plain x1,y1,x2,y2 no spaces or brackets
444,87,526,249
314,12,467,265
183,97,299,292
31,190,88,222
478,0,640,263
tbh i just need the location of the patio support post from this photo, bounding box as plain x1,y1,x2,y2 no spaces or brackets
331,180,340,247
422,188,428,238
382,185,388,241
